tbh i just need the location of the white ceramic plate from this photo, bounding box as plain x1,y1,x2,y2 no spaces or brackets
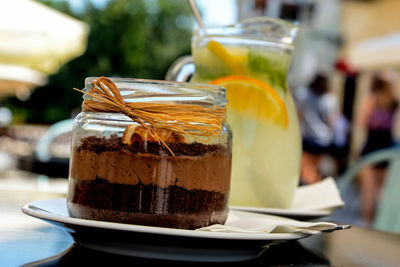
229,206,333,220
22,198,308,262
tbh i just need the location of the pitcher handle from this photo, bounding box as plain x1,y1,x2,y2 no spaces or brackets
165,55,195,82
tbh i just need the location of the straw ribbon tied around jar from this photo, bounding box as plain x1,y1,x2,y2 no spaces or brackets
73,77,226,156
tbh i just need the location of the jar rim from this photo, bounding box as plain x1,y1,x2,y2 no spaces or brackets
84,77,227,106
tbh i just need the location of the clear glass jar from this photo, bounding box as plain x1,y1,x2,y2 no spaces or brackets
67,78,232,229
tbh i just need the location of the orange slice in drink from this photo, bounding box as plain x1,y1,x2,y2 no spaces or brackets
210,75,289,128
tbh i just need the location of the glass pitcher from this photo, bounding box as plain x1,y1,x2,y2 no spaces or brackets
166,17,301,209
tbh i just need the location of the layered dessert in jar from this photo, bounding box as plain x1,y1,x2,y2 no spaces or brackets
67,77,232,229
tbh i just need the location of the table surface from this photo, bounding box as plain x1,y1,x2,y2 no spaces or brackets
2,188,400,267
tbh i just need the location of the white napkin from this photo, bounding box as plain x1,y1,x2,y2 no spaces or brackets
197,210,347,235
291,177,345,211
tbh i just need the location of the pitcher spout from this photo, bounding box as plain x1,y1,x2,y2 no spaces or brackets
193,16,298,51
238,17,298,47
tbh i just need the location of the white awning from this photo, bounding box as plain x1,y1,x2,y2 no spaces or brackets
347,33,400,70
0,0,89,96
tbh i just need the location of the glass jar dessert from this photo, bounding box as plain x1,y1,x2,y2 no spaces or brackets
67,77,232,229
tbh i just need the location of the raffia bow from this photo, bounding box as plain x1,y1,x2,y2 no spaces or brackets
73,77,226,155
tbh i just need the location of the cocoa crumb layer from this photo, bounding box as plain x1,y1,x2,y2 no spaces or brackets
78,135,227,157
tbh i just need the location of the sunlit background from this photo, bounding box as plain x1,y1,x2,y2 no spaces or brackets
1,0,400,252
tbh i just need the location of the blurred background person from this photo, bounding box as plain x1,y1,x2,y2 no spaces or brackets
356,70,399,225
295,73,340,184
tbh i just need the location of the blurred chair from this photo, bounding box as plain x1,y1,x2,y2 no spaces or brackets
17,119,73,178
35,118,73,162
337,146,400,233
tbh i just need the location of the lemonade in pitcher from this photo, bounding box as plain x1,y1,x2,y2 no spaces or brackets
170,17,301,208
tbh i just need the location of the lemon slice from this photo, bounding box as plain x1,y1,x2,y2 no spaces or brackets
207,40,245,74
210,75,289,128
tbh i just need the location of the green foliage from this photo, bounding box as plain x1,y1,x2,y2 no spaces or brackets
5,0,193,124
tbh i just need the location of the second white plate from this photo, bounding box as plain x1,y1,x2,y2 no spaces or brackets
230,206,332,220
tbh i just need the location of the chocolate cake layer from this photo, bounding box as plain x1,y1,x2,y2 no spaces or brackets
68,177,229,229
